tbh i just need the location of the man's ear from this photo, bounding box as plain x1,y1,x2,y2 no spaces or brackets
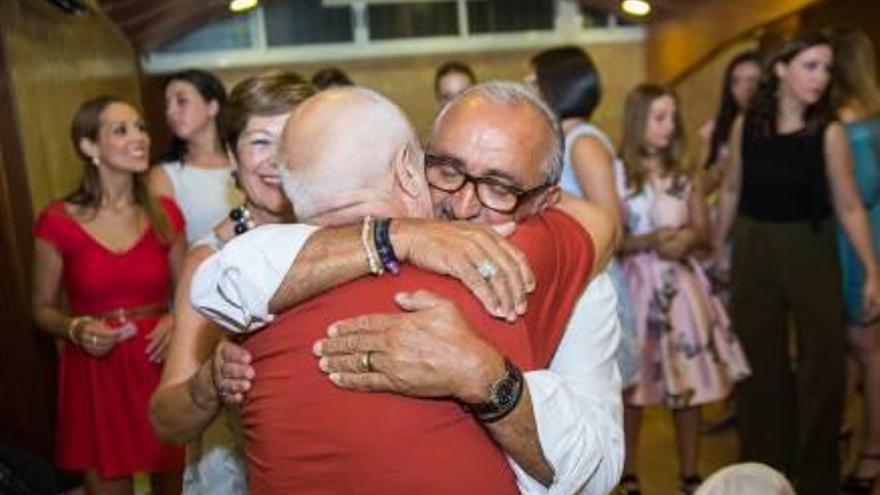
393,142,425,199
79,138,99,165
527,185,561,216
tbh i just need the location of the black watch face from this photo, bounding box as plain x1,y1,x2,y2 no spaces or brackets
494,376,517,409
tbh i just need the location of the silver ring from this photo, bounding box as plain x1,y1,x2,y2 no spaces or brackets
477,260,497,281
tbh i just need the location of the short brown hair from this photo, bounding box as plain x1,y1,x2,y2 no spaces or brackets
222,71,315,157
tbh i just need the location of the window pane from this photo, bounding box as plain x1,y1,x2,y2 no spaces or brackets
368,2,458,40
467,0,555,33
157,13,253,53
264,0,353,46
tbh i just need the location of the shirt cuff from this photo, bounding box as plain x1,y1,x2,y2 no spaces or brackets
190,224,319,332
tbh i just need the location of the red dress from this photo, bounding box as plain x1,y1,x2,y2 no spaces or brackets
33,197,185,478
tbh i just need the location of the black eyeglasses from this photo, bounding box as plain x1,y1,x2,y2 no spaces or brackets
424,153,550,214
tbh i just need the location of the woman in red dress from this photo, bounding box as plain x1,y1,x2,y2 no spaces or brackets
31,96,185,494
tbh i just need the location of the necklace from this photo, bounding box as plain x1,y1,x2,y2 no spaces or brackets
229,204,255,235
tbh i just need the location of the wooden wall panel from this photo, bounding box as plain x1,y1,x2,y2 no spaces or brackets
3,0,143,213
144,40,645,152
0,0,141,460
646,0,828,84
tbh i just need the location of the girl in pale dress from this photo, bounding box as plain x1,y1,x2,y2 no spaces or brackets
616,84,750,495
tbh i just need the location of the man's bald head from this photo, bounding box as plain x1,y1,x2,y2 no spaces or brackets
279,86,428,224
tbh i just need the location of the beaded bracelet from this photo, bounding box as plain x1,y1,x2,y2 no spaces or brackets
66,316,90,346
373,218,400,275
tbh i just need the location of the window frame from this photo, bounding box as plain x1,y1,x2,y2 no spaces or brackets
141,0,644,74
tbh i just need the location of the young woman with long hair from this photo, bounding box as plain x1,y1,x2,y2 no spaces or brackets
713,32,880,495
701,51,763,184
149,69,239,245
32,96,186,495
829,26,880,495
617,84,750,495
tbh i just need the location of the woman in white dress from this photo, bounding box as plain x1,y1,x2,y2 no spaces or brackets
149,69,238,245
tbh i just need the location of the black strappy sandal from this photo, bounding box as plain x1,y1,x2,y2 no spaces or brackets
678,474,703,495
617,473,641,495
842,452,880,495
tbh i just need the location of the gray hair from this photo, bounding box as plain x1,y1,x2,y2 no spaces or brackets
432,80,564,185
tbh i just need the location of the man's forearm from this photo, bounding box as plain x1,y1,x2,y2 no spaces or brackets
268,225,369,313
482,386,554,486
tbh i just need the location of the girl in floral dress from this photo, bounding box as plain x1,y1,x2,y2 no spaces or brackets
616,84,750,495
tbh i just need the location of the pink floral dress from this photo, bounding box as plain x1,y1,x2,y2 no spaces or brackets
619,172,750,408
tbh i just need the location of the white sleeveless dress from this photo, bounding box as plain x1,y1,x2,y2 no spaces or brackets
561,122,640,388
161,161,239,245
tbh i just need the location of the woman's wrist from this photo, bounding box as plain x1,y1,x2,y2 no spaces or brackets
188,361,220,413
65,316,91,345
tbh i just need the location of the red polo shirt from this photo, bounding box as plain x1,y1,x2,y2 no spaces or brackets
241,209,594,494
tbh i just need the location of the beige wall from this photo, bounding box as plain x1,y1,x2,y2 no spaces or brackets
145,39,645,151
2,0,142,212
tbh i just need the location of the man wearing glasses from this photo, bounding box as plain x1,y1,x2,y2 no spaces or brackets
191,82,622,495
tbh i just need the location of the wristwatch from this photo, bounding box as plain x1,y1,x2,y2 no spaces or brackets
466,358,524,423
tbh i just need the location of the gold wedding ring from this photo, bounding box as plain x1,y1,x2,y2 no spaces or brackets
360,351,374,373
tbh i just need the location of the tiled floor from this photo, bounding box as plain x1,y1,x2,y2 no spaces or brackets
630,402,739,495
631,396,868,495
67,397,870,495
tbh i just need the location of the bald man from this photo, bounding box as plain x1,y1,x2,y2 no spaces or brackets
192,84,622,495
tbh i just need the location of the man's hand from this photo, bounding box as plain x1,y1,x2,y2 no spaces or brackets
213,340,255,405
313,290,506,404
392,219,534,322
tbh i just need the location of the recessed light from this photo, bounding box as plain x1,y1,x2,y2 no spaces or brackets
230,0,258,13
621,0,651,16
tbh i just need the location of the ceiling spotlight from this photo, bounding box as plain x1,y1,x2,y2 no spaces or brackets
230,0,258,13
621,0,651,16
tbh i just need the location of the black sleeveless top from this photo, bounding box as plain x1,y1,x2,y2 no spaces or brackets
739,124,832,222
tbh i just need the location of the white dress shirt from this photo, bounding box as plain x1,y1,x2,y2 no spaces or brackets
191,223,623,495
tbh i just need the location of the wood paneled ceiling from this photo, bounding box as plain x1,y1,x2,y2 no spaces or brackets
98,0,708,53
99,0,231,51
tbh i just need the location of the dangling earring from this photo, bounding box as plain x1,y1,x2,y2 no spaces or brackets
91,156,101,167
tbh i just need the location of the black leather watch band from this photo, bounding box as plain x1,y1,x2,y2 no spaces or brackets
466,359,524,424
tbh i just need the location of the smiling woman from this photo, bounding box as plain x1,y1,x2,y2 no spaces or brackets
31,96,187,495
149,72,315,495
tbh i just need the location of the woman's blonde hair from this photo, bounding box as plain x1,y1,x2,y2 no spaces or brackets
619,83,687,194
829,26,880,116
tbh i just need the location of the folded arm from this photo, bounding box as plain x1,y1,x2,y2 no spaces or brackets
191,219,533,331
